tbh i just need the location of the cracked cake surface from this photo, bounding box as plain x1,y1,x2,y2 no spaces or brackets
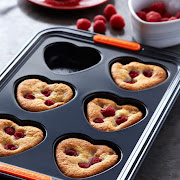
55,138,118,178
87,98,143,132
111,61,167,90
0,119,43,156
17,79,73,112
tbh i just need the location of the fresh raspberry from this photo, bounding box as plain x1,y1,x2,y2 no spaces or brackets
136,11,146,21
129,70,139,78
149,1,165,15
45,0,80,6
64,149,78,156
143,70,152,77
125,81,135,84
24,94,35,100
44,100,55,106
93,118,104,123
176,12,180,19
161,18,169,21
90,157,102,165
93,15,107,23
115,116,128,125
101,107,115,117
4,144,18,150
78,163,90,168
4,127,15,135
110,14,125,30
146,11,162,22
93,20,106,34
141,8,149,13
41,90,51,97
168,17,177,21
103,4,117,20
14,132,25,139
76,18,91,31
162,11,171,18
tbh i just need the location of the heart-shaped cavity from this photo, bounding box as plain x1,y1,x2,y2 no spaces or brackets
55,137,119,178
111,60,167,90
16,78,74,112
87,98,143,132
44,42,101,74
0,119,44,156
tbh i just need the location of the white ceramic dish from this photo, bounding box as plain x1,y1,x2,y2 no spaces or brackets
128,0,180,48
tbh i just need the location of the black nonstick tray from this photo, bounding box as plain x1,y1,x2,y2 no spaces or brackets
0,27,180,180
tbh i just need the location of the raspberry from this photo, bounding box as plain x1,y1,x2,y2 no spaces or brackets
24,94,35,100
162,11,171,18
125,81,135,84
176,12,180,19
136,11,146,21
168,17,177,21
41,90,51,97
76,18,91,31
141,8,149,13
115,116,128,125
64,149,78,156
143,70,152,77
129,70,139,78
78,163,90,168
44,100,55,106
93,118,104,123
149,1,165,15
103,4,117,20
93,20,106,34
161,18,169,21
14,132,25,139
90,157,102,165
110,14,125,30
4,144,18,150
4,127,15,135
146,11,162,22
93,15,107,23
101,107,115,117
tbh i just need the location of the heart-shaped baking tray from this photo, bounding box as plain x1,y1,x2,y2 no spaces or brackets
0,27,179,180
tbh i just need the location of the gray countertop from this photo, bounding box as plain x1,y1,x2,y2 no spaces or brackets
0,0,180,179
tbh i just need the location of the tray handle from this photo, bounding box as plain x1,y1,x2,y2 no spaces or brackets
93,34,141,51
0,162,52,180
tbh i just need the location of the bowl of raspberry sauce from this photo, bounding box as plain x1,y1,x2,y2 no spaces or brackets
128,0,180,48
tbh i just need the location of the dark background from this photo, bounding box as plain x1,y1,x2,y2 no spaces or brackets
0,0,180,179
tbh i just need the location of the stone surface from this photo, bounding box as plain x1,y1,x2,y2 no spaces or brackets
0,0,180,179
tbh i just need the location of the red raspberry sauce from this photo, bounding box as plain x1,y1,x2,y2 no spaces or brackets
78,163,90,168
115,116,128,125
101,107,115,117
14,132,25,139
24,94,35,100
44,100,55,106
4,127,15,135
64,149,78,156
93,118,104,123
4,144,18,150
41,90,51,97
129,70,139,78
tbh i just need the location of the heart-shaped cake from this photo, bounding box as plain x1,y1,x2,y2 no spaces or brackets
55,138,118,178
111,61,167,90
87,98,143,131
0,119,43,156
17,79,73,112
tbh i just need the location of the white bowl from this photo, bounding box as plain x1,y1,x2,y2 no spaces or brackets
128,0,180,48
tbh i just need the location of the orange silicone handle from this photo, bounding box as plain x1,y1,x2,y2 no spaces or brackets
93,34,141,51
0,162,52,180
